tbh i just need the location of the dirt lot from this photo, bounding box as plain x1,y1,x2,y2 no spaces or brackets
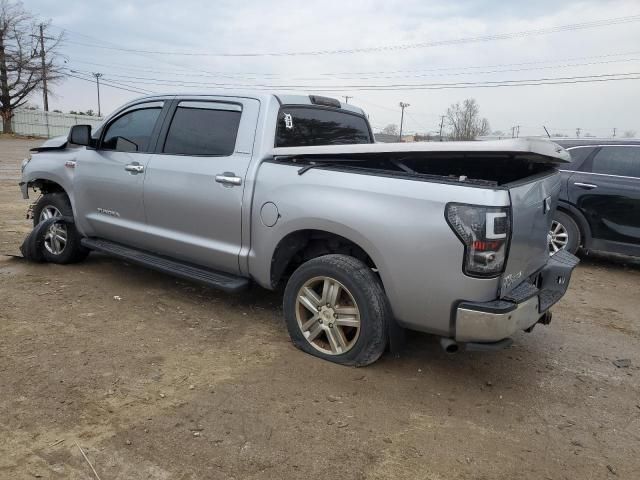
1,137,639,479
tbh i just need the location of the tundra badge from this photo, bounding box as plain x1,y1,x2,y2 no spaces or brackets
97,208,120,217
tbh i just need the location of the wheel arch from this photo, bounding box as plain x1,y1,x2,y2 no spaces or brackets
28,178,68,196
269,229,383,290
557,200,592,249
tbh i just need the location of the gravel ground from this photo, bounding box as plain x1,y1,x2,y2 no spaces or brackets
1,137,639,479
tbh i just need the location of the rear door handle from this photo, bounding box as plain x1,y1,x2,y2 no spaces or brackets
215,172,242,187
574,182,598,190
125,163,144,174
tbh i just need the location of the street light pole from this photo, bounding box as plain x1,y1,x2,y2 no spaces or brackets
92,73,103,116
399,102,410,141
38,24,49,112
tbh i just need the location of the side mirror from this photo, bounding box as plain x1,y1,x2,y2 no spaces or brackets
68,125,92,146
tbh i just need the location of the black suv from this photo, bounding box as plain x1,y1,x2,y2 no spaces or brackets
549,139,640,257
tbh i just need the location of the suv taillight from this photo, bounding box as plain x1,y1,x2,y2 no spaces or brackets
445,203,511,277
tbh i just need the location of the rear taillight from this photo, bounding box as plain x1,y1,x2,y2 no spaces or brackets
445,203,511,277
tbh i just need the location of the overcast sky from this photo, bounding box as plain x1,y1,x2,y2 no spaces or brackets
23,0,640,137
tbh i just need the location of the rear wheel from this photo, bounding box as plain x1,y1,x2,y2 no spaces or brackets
548,210,580,255
32,193,89,264
283,254,389,366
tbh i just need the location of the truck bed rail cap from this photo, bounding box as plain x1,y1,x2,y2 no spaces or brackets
272,138,571,163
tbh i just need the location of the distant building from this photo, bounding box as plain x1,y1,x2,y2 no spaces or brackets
374,133,399,143
374,132,439,143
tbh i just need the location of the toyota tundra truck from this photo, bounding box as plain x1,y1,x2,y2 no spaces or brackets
19,93,578,365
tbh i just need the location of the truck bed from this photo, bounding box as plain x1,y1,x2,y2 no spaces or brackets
272,138,570,187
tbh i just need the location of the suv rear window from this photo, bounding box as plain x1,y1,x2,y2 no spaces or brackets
275,106,372,147
565,146,595,171
590,146,640,178
164,101,241,156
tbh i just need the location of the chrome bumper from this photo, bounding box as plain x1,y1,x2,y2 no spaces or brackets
455,250,579,343
456,296,540,342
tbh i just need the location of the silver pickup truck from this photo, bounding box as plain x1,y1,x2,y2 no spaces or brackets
20,92,578,365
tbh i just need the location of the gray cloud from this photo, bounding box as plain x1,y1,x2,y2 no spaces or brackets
25,0,640,136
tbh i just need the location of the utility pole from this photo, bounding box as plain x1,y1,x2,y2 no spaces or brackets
438,115,445,141
343,96,352,104
613,127,617,138
511,126,516,138
576,127,581,138
516,125,520,138
92,73,103,116
398,102,410,141
38,24,48,112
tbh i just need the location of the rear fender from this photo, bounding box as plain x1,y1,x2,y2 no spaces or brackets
557,200,592,249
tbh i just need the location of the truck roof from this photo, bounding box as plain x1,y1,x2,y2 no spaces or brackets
272,138,571,163
126,92,367,117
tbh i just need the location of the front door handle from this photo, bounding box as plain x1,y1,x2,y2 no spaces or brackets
125,163,144,174
574,182,598,190
215,172,242,187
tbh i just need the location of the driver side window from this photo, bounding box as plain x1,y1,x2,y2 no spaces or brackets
102,107,162,153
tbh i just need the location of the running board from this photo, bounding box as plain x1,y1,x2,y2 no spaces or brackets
81,238,249,293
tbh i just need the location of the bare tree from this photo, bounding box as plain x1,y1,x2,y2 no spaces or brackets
381,123,399,136
0,1,63,133
622,130,637,138
444,98,491,140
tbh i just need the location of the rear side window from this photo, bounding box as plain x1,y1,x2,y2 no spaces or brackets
275,106,372,147
164,101,241,156
590,146,640,177
102,107,162,152
565,146,595,171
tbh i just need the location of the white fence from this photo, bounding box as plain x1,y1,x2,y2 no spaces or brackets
8,109,104,138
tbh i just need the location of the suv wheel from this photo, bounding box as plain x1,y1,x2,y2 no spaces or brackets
548,211,580,255
32,193,89,264
283,254,389,366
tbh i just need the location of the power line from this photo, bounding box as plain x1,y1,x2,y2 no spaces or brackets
63,71,151,95
66,69,154,94
65,56,640,85
60,15,640,57
65,49,640,80
69,70,640,91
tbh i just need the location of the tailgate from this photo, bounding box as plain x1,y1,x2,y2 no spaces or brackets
500,171,561,296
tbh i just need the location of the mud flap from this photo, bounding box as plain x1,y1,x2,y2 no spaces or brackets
19,216,74,262
387,316,406,354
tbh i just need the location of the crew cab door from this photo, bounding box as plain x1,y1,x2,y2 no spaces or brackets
568,145,640,249
142,98,260,274
74,101,168,246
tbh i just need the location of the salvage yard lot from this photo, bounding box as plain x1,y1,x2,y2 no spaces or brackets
1,137,639,479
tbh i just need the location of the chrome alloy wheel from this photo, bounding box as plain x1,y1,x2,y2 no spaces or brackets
548,220,569,255
39,206,67,255
295,276,361,355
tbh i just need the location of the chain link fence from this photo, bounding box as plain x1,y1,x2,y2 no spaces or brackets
7,109,104,138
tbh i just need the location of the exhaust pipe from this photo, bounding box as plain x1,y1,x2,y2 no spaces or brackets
439,337,460,354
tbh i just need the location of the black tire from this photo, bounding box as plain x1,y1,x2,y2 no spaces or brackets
32,193,89,264
283,254,389,366
550,210,581,255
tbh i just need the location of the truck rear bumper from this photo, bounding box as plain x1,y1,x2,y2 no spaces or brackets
454,250,579,343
